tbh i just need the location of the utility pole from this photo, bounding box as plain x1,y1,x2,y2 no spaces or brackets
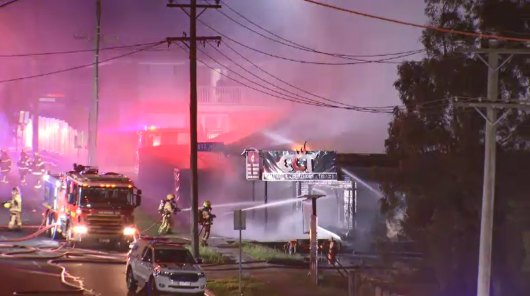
167,0,221,259
455,44,530,296
88,0,101,166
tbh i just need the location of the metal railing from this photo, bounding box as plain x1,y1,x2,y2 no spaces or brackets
198,86,263,105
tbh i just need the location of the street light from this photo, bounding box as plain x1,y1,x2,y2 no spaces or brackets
299,194,325,285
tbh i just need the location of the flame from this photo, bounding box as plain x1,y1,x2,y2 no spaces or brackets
291,141,310,153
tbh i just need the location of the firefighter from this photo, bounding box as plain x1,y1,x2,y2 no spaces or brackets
29,152,45,189
158,193,180,235
198,200,216,246
3,187,22,231
327,237,338,265
18,150,30,185
0,149,11,184
288,240,298,255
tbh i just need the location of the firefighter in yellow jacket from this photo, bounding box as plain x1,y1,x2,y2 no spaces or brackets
3,187,22,230
158,193,180,235
198,200,216,246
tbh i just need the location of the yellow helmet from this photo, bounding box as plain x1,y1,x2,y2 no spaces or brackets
166,193,175,200
3,202,11,209
203,200,211,208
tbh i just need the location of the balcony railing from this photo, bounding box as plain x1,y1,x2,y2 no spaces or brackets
198,86,263,105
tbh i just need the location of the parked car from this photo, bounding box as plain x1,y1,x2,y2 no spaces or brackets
126,237,206,295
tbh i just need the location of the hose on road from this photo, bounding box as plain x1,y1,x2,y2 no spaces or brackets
2,220,202,296
0,225,126,296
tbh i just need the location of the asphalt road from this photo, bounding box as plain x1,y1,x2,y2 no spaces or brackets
0,184,132,296
0,183,208,296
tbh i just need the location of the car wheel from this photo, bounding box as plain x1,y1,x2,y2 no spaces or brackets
126,267,137,292
146,276,159,296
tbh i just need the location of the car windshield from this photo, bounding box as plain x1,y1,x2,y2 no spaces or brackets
154,249,196,264
80,188,135,208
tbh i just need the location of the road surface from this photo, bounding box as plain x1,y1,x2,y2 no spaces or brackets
0,184,209,296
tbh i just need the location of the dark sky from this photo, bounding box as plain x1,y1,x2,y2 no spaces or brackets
0,0,427,153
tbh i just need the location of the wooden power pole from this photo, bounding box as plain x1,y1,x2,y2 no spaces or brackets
456,44,530,296
88,0,102,166
166,0,221,259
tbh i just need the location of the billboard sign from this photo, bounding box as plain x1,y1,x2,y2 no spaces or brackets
261,151,337,181
245,150,260,180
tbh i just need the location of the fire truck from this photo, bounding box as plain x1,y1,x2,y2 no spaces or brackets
42,164,142,247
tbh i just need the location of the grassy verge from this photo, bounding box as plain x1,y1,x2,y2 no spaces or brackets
207,277,275,296
242,243,303,262
186,245,234,264
134,208,159,236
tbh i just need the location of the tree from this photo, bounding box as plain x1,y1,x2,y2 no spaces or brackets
381,1,530,295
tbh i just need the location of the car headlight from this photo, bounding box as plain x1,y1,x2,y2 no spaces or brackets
198,272,205,278
72,225,88,234
123,226,137,236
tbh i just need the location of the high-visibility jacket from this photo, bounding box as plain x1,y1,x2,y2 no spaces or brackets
18,156,29,169
0,155,11,172
9,192,21,214
159,199,179,215
199,207,215,225
30,158,45,173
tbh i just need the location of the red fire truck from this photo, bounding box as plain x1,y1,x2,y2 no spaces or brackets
42,164,142,248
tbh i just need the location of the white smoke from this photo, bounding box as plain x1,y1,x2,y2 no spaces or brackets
386,207,405,240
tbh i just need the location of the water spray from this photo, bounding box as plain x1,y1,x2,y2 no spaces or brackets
241,197,301,211
180,201,261,212
341,168,383,198
318,226,342,241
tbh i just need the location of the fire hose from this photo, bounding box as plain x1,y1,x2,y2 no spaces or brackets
0,225,126,296
0,216,189,295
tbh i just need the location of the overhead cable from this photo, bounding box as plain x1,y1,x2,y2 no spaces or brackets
176,43,457,113
304,0,530,43
213,0,424,61
198,19,418,66
0,41,164,84
0,41,163,58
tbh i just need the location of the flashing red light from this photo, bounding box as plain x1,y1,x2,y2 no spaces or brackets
145,125,157,131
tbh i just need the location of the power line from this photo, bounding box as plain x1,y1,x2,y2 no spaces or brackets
0,41,164,84
189,47,339,108
198,18,419,66
176,42,456,113
212,0,425,61
201,44,407,111
206,43,349,107
216,41,463,113
0,0,20,8
211,41,371,108
0,41,163,58
304,0,530,43
198,45,338,108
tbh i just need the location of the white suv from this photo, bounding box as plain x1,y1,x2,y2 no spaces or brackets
126,237,206,295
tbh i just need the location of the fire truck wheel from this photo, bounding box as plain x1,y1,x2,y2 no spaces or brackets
46,214,61,240
65,224,75,248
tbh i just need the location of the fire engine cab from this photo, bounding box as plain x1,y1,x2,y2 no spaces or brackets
42,164,142,247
